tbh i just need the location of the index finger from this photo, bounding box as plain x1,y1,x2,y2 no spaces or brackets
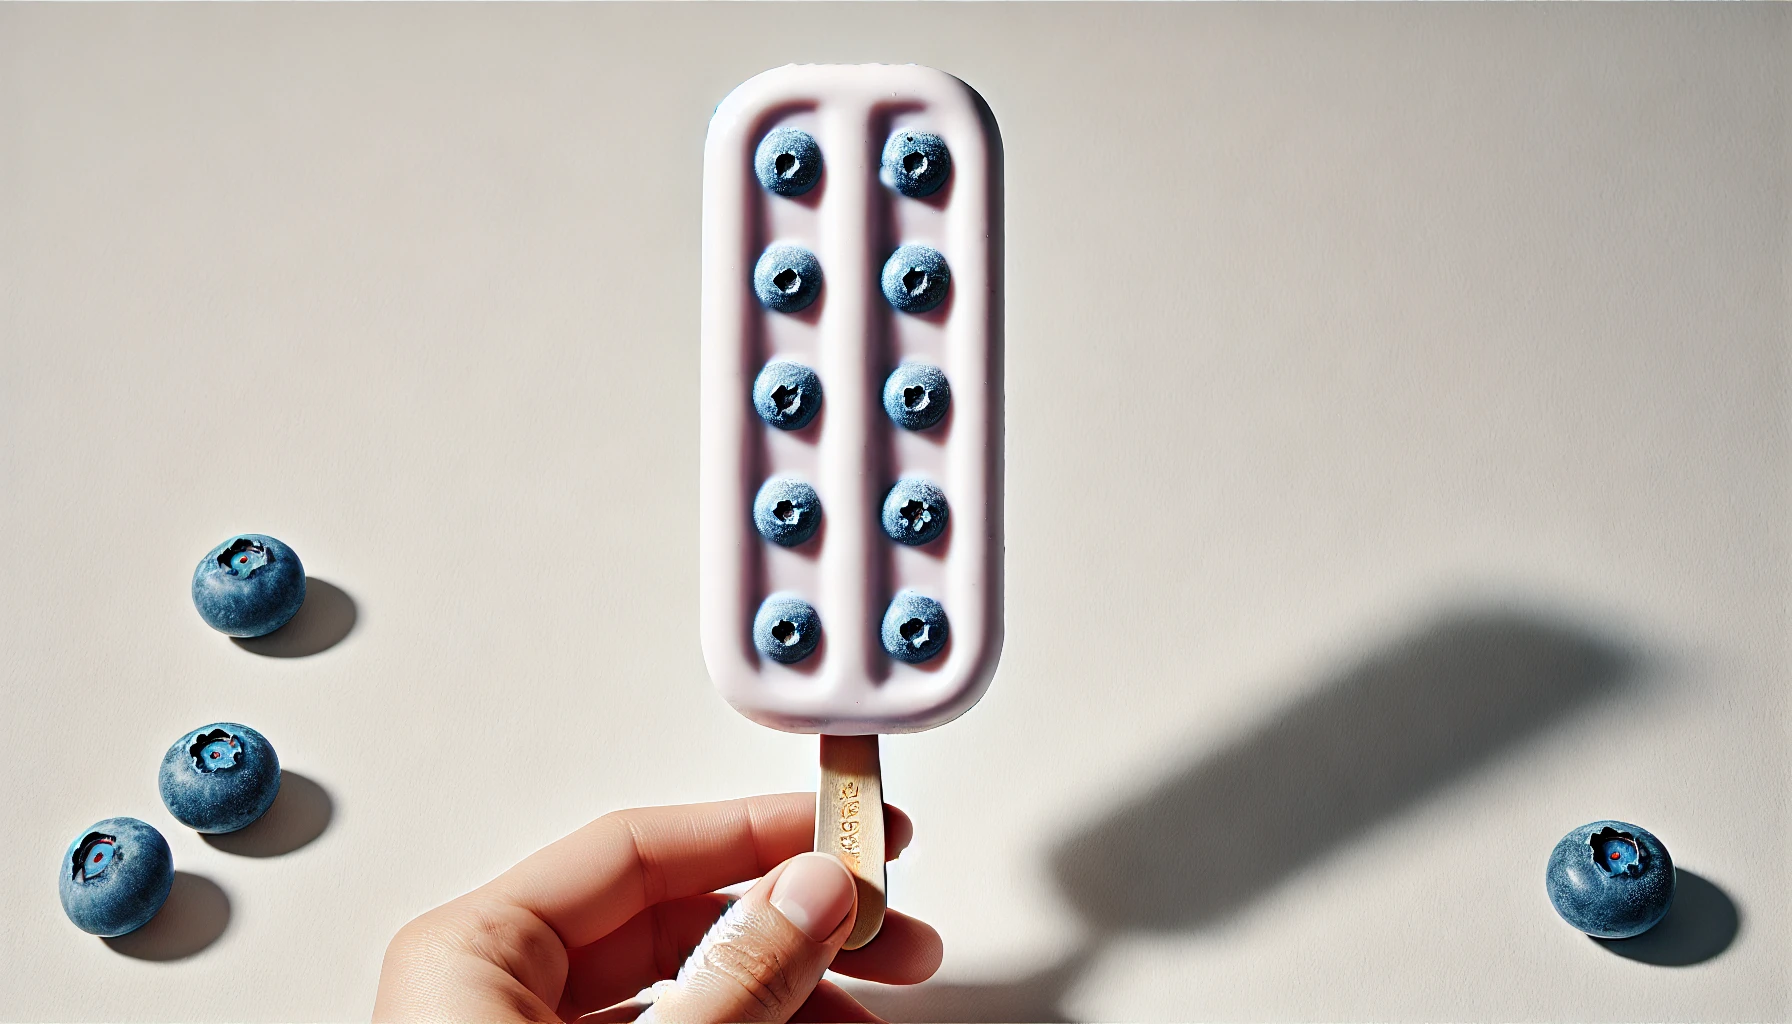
480,793,913,949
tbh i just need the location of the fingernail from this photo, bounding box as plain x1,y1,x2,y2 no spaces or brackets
768,852,855,941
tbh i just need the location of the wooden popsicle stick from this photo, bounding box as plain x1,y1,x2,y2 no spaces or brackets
816,734,885,950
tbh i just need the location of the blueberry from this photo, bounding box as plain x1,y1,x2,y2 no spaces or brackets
880,244,950,314
881,478,949,547
754,244,823,314
754,477,822,547
1545,820,1676,938
881,590,949,664
753,594,820,664
159,722,282,834
881,131,951,198
752,360,823,431
58,817,174,937
882,363,951,431
755,128,822,197
191,534,306,637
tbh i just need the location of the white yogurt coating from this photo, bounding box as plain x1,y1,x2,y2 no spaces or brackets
699,64,1003,734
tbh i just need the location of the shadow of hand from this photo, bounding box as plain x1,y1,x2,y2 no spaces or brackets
1052,609,1638,932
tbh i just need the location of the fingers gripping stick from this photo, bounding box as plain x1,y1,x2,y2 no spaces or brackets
701,64,1003,951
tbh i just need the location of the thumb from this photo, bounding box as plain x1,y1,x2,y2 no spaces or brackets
640,852,858,1023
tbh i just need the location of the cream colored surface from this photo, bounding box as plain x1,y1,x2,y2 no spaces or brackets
1,5,1785,1021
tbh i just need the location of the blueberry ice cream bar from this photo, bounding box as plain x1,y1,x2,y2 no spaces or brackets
701,65,1003,948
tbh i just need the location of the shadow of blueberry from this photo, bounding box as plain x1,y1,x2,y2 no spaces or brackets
202,771,333,857
231,578,356,657
1593,870,1739,966
103,872,229,961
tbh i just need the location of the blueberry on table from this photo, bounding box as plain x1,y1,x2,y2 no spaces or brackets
882,362,951,431
754,477,822,547
753,244,823,314
881,590,949,664
881,130,951,198
159,722,282,834
191,534,306,637
59,817,174,937
752,360,823,431
755,128,823,197
1545,820,1676,938
880,244,950,314
753,594,820,664
881,478,949,547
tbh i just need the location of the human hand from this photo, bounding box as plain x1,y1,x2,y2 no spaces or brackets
373,793,941,1023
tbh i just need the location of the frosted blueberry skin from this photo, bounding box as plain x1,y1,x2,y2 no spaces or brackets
882,363,951,431
159,722,282,834
58,817,174,937
753,244,823,314
881,590,949,664
1546,820,1676,938
881,478,949,547
753,477,822,547
191,534,306,637
881,130,951,198
755,128,823,197
753,594,821,664
880,244,950,314
752,360,823,431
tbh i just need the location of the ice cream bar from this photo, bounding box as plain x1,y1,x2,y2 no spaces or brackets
699,64,1003,949
699,63,1003,734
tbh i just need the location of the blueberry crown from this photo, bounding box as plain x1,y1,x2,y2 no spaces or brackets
189,727,243,773
1587,825,1646,877
218,537,272,577
898,616,935,650
71,832,116,883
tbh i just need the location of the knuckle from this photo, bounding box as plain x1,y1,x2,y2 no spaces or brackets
703,937,798,1013
386,898,559,978
385,908,453,960
380,909,467,992
464,900,559,969
591,810,666,906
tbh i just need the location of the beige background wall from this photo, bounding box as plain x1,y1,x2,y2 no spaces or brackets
2,4,1786,1021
